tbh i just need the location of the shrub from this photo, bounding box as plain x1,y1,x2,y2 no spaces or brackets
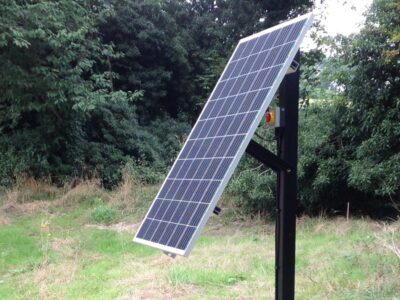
227,121,277,216
90,205,118,224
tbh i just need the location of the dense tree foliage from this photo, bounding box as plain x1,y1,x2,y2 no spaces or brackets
0,0,139,186
1,0,398,216
0,0,312,187
328,0,399,214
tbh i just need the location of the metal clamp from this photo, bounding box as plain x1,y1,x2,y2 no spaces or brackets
286,60,299,74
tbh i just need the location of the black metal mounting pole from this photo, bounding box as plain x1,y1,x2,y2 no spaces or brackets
275,51,300,300
245,51,300,300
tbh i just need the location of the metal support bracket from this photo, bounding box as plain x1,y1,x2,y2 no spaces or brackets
286,59,299,74
213,206,222,215
245,140,293,173
163,251,176,258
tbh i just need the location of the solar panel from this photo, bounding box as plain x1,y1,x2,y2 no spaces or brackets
134,13,314,256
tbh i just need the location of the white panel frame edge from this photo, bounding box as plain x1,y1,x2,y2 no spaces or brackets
134,12,314,257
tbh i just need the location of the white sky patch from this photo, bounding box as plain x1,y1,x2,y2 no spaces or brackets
302,0,373,50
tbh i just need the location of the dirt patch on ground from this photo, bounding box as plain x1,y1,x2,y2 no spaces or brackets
85,222,140,233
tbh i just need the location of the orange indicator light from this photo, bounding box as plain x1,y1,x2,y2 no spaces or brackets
266,111,276,125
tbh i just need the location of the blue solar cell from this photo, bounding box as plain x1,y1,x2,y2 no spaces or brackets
240,54,258,75
221,60,238,80
252,34,268,53
204,158,222,179
263,30,280,51
180,202,197,224
135,14,314,255
136,219,151,239
159,223,176,245
227,94,246,115
152,221,168,243
148,199,162,218
287,21,306,42
182,181,199,201
230,42,247,61
205,137,223,157
229,75,246,95
239,72,258,93
177,227,196,250
216,115,234,136
215,136,234,157
218,96,236,116
252,55,268,72
208,101,222,118
229,61,243,79
215,158,233,179
274,27,291,46
167,224,185,247
190,204,208,226
275,43,294,64
176,181,190,199
200,181,220,203
143,219,159,240
164,201,179,220
171,202,188,223
185,160,201,178
239,38,257,59
201,101,215,119
250,89,270,111
227,114,246,135
227,135,245,156
239,112,258,134
205,120,220,138
193,159,211,179
261,47,281,69
251,68,271,91
265,66,281,86
154,200,170,219
218,79,236,98
196,139,212,158
190,181,209,201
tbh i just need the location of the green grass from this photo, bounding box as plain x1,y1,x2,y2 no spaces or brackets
0,184,399,299
90,205,118,224
168,266,246,286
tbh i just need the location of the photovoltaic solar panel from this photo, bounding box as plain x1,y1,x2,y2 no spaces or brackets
134,13,314,256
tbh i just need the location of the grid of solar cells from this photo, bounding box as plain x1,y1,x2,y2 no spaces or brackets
135,16,310,253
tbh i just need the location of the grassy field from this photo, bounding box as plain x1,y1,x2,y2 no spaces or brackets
0,178,399,299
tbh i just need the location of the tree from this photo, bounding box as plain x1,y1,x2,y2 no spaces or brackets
0,0,139,184
99,0,314,122
328,0,400,212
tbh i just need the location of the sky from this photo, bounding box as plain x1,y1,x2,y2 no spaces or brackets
303,0,373,50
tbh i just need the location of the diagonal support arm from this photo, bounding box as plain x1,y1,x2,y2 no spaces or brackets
245,140,293,173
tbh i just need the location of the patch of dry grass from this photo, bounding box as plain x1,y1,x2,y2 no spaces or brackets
109,170,159,219
58,179,108,207
1,178,399,299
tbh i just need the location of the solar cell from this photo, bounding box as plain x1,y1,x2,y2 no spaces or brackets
134,13,314,256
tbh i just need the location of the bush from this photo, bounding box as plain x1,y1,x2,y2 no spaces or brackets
227,101,357,216
227,120,277,216
90,205,118,224
0,102,190,188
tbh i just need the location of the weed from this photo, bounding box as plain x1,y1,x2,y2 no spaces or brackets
90,205,118,224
